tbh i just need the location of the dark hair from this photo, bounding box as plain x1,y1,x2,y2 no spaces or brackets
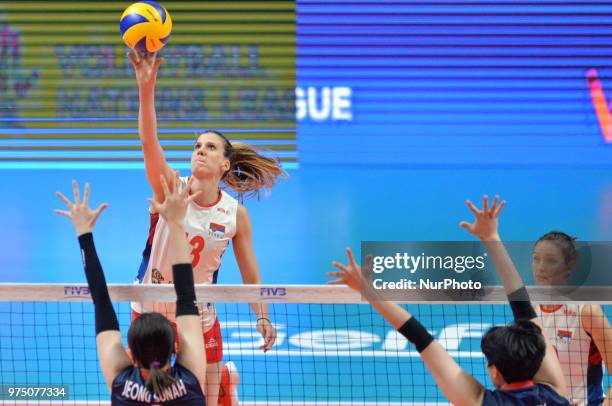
536,231,577,265
481,319,546,383
199,130,286,200
127,313,176,396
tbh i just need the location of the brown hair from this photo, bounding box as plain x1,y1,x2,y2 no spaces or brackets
127,313,176,397
202,130,287,200
535,231,577,265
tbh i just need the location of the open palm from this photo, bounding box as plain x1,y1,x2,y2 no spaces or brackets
459,195,505,241
55,181,108,236
149,172,200,224
328,248,371,292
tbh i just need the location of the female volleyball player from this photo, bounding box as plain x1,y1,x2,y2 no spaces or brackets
330,196,569,405
530,231,612,405
128,50,282,406
54,176,207,404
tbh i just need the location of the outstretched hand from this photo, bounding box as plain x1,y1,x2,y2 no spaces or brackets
459,195,505,241
149,172,201,225
328,248,372,292
127,50,164,91
55,181,108,236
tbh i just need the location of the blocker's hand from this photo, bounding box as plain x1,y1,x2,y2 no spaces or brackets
329,248,372,292
459,195,505,241
55,181,108,236
148,172,200,226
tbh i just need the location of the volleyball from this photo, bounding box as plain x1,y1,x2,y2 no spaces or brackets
120,1,172,53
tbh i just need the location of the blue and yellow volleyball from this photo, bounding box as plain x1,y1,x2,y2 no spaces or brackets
120,1,172,53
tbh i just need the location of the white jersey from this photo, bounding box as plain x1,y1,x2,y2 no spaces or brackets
536,304,604,406
132,177,238,330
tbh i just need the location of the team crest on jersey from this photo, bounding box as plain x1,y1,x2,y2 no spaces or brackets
210,222,225,233
208,222,225,238
557,329,573,342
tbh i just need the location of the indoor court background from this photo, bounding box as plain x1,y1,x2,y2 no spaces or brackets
1,0,612,403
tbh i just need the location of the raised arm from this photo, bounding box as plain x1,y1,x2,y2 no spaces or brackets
458,196,524,294
149,173,206,390
329,248,485,406
128,51,174,204
55,181,130,390
460,195,567,397
233,204,276,352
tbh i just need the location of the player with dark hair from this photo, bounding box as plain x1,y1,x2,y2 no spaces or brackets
55,175,207,404
330,196,569,405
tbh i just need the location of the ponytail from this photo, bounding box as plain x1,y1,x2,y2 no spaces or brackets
127,313,176,398
202,130,287,200
145,361,176,398
224,142,286,200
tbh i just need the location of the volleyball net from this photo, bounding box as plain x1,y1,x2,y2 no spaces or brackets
0,284,610,405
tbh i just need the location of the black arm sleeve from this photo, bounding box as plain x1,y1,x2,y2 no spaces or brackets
397,317,434,353
78,233,119,335
172,263,199,317
507,286,537,320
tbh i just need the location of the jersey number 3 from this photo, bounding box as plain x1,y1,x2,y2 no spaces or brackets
189,235,205,267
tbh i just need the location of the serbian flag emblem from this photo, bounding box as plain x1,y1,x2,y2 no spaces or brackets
557,330,572,340
210,222,225,233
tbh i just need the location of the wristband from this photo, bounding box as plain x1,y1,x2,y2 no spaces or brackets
397,317,434,353
172,263,199,317
507,286,537,320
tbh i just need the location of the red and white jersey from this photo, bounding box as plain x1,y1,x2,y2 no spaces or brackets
132,177,238,330
536,304,604,406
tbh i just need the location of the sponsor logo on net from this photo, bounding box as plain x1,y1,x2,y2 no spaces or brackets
63,285,90,299
259,287,287,299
